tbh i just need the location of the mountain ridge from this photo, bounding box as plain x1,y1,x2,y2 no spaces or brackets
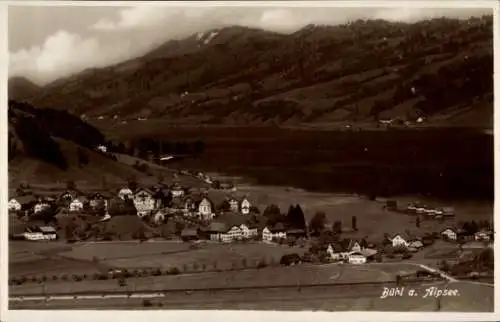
9,16,494,129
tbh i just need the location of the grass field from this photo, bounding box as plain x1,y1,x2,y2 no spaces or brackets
9,262,419,295
57,242,306,271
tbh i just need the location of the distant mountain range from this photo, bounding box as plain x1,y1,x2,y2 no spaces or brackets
9,16,493,129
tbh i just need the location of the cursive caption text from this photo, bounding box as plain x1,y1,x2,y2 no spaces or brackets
380,286,460,299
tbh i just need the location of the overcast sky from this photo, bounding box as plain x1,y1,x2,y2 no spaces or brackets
8,4,492,85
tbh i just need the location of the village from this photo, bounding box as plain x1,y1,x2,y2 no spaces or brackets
8,167,494,274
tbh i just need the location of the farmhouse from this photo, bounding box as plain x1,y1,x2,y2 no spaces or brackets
262,223,287,242
153,209,167,224
118,187,134,200
89,192,110,208
197,197,215,220
239,223,258,239
69,197,88,212
59,189,78,202
23,225,57,241
441,228,458,241
209,222,243,243
347,240,362,252
348,252,367,264
133,188,156,217
183,195,198,213
8,198,22,211
170,182,185,198
33,200,51,214
390,233,410,248
408,240,424,249
326,244,346,261
475,230,492,241
286,228,307,239
8,195,36,212
181,228,199,242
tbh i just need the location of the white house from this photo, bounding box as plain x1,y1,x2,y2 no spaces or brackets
210,225,243,243
34,201,50,214
23,226,57,241
96,145,107,153
229,199,239,213
133,188,156,217
239,224,258,239
326,244,347,261
348,252,367,264
390,234,410,248
197,198,213,220
441,228,458,241
153,210,166,224
475,230,491,241
171,184,185,198
262,225,287,242
240,198,251,215
348,240,362,252
118,187,134,200
69,198,84,212
8,198,22,212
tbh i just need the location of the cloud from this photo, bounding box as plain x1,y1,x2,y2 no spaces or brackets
9,6,492,85
90,6,213,31
9,30,132,84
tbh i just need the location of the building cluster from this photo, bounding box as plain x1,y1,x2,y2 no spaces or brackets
8,180,309,244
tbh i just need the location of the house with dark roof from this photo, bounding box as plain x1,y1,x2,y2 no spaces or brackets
208,213,251,242
117,186,134,200
170,182,185,198
181,228,199,242
286,228,307,239
69,196,88,212
262,223,287,242
133,187,157,217
59,189,79,202
8,195,36,212
389,233,411,248
227,195,252,215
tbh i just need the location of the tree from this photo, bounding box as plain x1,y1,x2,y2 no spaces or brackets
218,200,231,212
66,180,76,191
416,215,421,228
332,220,342,234
263,204,283,226
126,176,139,192
286,204,306,230
77,147,90,167
249,206,260,214
351,216,358,231
309,211,327,237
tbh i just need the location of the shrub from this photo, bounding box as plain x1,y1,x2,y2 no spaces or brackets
118,278,127,287
168,267,180,275
152,268,162,276
61,274,69,281
142,299,153,307
257,259,267,269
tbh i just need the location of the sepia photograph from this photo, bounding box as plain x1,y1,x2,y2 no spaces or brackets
5,0,496,314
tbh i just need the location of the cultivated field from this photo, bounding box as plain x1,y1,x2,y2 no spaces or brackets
9,262,420,295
